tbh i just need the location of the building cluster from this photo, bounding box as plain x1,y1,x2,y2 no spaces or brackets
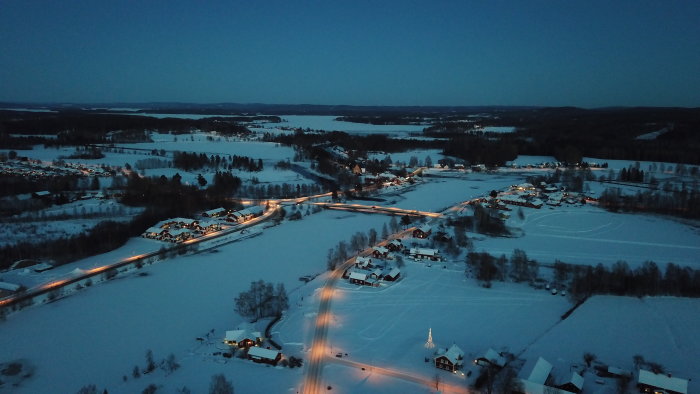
222,327,282,366
343,241,403,287
202,205,264,223
512,356,688,394
474,182,597,212
0,158,112,179
142,205,265,243
142,218,222,243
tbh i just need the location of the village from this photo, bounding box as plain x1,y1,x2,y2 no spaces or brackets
0,117,698,394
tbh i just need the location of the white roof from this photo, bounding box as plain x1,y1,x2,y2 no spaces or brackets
568,372,584,390
438,344,464,365
172,217,197,225
481,348,506,367
516,379,575,394
356,256,372,266
247,346,279,360
145,226,165,234
374,246,388,254
198,219,219,228
237,205,263,216
389,239,402,246
349,272,367,281
0,281,20,291
638,369,688,394
225,329,247,342
34,190,51,196
387,268,401,278
417,224,431,233
527,357,552,385
410,248,439,257
204,207,226,216
371,268,383,276
168,228,191,236
225,329,259,342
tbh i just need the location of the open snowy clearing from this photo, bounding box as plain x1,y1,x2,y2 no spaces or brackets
477,204,700,268
263,115,428,136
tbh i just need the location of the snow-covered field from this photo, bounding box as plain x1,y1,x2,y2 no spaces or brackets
257,115,428,136
0,210,391,394
477,204,700,268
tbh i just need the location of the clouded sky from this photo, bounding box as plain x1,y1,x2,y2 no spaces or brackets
1,1,699,107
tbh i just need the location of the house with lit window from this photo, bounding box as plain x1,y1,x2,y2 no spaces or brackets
434,344,464,372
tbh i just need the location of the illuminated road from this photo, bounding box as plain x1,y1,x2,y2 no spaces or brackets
329,357,471,394
311,202,442,218
302,229,415,394
0,204,278,310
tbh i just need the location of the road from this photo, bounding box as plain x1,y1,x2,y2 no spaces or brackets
311,202,442,218
329,357,470,394
302,229,417,394
0,204,279,309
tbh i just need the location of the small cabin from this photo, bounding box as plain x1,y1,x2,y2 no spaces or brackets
413,225,432,239
409,248,440,261
223,329,262,348
247,347,281,365
372,246,389,259
383,268,401,281
386,239,403,252
637,369,688,394
474,348,506,369
355,256,373,270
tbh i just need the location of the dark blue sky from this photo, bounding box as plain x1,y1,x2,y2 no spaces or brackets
1,1,699,107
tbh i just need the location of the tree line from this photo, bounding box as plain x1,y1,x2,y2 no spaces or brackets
598,187,700,219
173,151,263,172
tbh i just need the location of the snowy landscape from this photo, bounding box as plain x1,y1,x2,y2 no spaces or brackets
1,111,699,394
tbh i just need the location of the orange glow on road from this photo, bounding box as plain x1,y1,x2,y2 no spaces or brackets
85,265,109,275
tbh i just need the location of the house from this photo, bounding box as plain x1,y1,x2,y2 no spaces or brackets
349,271,369,285
0,281,21,293
413,225,432,239
434,344,464,372
355,256,373,269
31,190,51,201
433,231,452,242
386,239,403,252
604,366,632,379
223,329,262,348
383,268,401,281
527,357,553,385
372,246,389,259
247,346,281,365
10,259,53,272
369,268,383,280
409,248,440,261
232,205,264,222
167,228,192,243
202,207,227,217
512,357,569,394
637,369,688,394
474,348,506,368
557,372,584,393
143,226,168,239
198,220,222,233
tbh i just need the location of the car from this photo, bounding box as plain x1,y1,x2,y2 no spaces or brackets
335,353,343,358
551,288,558,295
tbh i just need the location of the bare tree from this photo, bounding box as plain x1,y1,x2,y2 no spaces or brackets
209,374,234,394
